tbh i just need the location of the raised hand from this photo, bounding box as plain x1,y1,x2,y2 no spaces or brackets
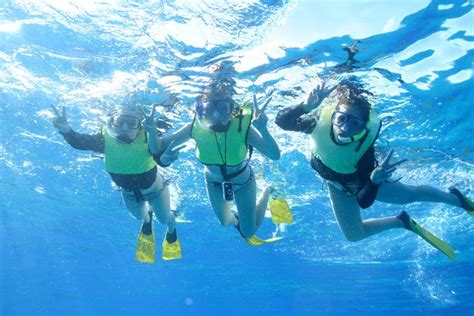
51,105,71,133
159,141,186,166
302,81,333,112
370,149,407,185
138,104,157,134
252,94,272,132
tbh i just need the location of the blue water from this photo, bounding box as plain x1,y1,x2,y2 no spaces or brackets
1,1,473,315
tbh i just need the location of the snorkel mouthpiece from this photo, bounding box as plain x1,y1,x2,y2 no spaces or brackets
209,122,228,133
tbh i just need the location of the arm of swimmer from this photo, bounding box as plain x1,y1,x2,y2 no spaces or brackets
146,129,164,155
159,123,193,154
355,147,379,209
247,125,281,160
356,180,380,209
62,130,105,153
275,103,317,134
154,123,193,166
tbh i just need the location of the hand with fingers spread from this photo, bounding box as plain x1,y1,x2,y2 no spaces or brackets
302,81,334,112
252,94,272,132
138,104,158,134
159,141,186,166
370,149,407,185
51,105,71,134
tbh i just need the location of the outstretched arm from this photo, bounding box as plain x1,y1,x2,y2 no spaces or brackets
156,122,193,166
62,130,105,153
139,104,164,155
275,104,316,134
249,95,280,160
51,105,104,153
275,82,332,134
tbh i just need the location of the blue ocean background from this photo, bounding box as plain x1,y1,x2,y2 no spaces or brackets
1,0,473,315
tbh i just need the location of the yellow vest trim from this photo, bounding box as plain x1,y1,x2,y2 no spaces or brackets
102,127,156,174
310,103,381,174
190,105,253,166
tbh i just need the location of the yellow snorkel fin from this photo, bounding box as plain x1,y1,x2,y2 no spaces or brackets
269,197,294,224
398,211,455,261
244,235,283,246
136,217,156,264
233,213,282,246
162,229,182,260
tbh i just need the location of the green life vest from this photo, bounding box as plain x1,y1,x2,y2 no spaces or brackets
310,103,381,174
102,127,156,174
190,105,253,166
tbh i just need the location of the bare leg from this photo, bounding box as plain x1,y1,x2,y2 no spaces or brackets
121,190,148,221
147,185,176,233
328,183,404,242
256,185,273,228
234,176,273,238
233,176,258,238
206,181,235,227
377,182,460,207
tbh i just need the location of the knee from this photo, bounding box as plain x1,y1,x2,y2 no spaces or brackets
218,219,229,227
340,229,365,242
343,234,364,242
217,212,234,227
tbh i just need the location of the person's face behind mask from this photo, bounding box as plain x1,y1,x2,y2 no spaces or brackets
109,114,141,143
196,96,233,132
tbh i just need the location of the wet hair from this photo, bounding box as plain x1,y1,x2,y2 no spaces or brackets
332,81,372,122
202,61,237,101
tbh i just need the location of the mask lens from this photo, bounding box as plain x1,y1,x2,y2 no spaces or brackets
197,99,233,130
202,100,232,117
333,111,365,131
334,112,347,126
347,118,363,130
112,115,140,129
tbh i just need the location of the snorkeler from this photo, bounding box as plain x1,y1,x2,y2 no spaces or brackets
157,71,285,245
275,81,473,260
51,104,183,263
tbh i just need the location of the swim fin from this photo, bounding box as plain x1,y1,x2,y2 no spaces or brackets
398,211,456,261
136,217,155,264
245,235,283,246
269,197,294,224
449,187,474,216
162,229,182,260
233,214,282,246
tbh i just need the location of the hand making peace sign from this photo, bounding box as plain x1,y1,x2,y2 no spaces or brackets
370,149,407,185
138,104,158,134
252,94,272,132
159,140,186,166
302,81,335,112
51,105,71,134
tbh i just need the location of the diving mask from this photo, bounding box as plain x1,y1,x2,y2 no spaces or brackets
107,108,143,143
196,99,234,132
332,111,366,132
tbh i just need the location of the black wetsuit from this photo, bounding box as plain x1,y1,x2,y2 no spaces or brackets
275,103,379,208
60,129,167,193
